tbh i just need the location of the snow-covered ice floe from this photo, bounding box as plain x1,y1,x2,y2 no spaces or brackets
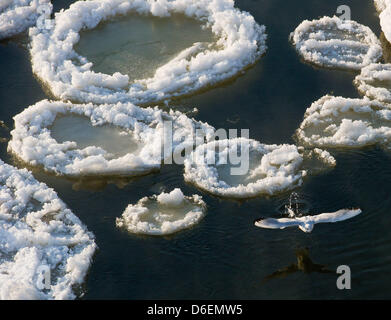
8,100,214,177
296,95,391,149
0,159,96,299
29,0,267,104
375,0,391,45
254,208,361,233
355,63,391,103
290,16,382,70
116,188,206,235
183,138,307,199
0,0,52,40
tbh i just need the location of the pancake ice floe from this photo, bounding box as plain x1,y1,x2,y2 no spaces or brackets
355,63,391,103
0,159,96,299
116,188,206,235
290,16,382,70
183,138,307,199
29,0,267,104
0,0,52,40
8,100,214,177
296,95,391,148
375,0,391,45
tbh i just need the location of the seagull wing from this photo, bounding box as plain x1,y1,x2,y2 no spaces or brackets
311,209,362,224
255,217,301,230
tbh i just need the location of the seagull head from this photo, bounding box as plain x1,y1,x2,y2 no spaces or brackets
254,217,265,228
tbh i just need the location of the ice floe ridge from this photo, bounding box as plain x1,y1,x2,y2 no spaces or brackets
116,188,206,235
0,160,96,299
355,63,391,103
290,16,382,70
29,0,267,104
8,99,214,177
0,0,52,40
375,0,391,45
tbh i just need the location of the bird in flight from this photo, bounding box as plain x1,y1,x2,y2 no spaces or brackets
254,208,361,233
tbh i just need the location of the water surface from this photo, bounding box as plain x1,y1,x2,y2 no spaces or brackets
0,0,390,299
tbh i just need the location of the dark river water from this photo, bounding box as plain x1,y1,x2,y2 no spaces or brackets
1,0,391,299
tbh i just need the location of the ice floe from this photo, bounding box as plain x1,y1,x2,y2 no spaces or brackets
299,147,337,174
0,0,52,40
29,0,267,104
290,16,382,70
375,0,391,45
255,208,361,233
308,148,336,166
0,159,96,299
8,100,214,177
355,63,391,103
116,188,206,235
183,138,306,199
296,95,391,148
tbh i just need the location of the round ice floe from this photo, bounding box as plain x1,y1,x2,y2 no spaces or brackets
355,63,391,103
29,0,267,104
8,100,214,177
0,159,96,299
183,138,306,199
375,0,391,45
290,16,382,70
0,0,51,40
296,95,391,148
116,188,206,235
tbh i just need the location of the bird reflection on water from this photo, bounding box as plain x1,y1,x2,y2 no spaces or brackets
262,248,334,283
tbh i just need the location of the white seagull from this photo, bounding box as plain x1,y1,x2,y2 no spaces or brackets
254,208,362,233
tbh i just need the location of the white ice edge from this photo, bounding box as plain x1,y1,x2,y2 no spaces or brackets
355,63,391,103
0,159,96,299
116,188,206,235
0,0,52,40
8,99,215,177
300,147,337,167
29,0,267,104
183,138,307,199
296,95,391,148
375,0,391,45
290,15,382,70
